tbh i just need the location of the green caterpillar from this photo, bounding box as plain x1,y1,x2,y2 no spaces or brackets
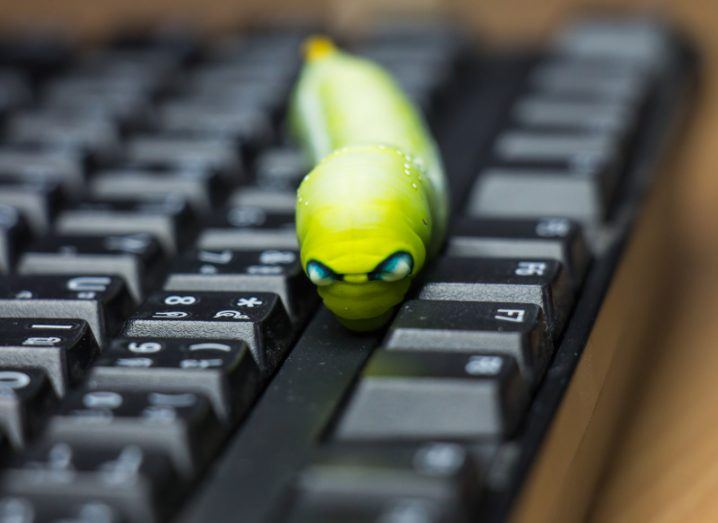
291,37,449,331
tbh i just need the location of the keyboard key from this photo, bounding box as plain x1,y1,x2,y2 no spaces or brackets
512,96,635,134
90,167,224,215
0,442,179,522
0,147,85,193
210,27,307,64
530,60,649,103
43,77,153,128
336,350,528,440
228,187,296,212
46,388,223,479
122,291,293,370
285,443,481,523
0,497,124,523
0,319,99,396
0,205,28,274
18,233,164,302
164,248,315,320
158,101,272,151
89,337,260,423
0,70,31,114
182,80,287,126
253,148,309,191
78,48,181,82
0,275,134,344
553,18,672,71
466,164,618,223
417,257,573,335
124,135,244,181
385,300,551,383
286,495,457,523
447,217,590,286
493,130,620,164
5,110,121,161
0,368,57,448
55,197,194,255
0,177,61,235
198,207,297,250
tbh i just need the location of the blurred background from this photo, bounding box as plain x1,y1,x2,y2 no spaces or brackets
0,0,716,521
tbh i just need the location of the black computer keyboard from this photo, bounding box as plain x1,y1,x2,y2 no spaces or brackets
0,15,698,523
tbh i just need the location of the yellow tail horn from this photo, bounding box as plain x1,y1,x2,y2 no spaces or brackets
303,36,337,61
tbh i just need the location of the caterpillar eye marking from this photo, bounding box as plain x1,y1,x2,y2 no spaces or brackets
369,252,414,282
306,260,340,286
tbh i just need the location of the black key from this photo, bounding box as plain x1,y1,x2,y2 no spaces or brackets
229,187,296,212
530,60,650,102
0,205,29,274
209,27,306,66
0,319,99,396
89,337,260,423
198,206,297,250
18,233,164,302
552,18,671,71
0,147,84,193
363,21,465,57
418,257,573,335
182,80,288,125
122,291,293,371
512,93,636,132
192,50,297,82
5,110,121,161
0,497,124,523
0,70,31,115
90,167,224,215
78,47,181,82
43,77,153,128
335,350,528,440
0,441,179,522
0,177,61,235
285,443,481,523
124,135,244,181
164,248,315,321
385,300,551,383
45,388,223,479
55,197,194,255
0,368,57,448
465,162,619,224
493,129,616,162
447,217,590,286
0,275,134,344
158,101,272,152
285,496,457,523
253,148,309,191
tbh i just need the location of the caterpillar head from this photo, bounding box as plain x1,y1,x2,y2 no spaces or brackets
296,146,432,331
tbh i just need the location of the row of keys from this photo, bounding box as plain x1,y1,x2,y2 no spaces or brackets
465,21,663,225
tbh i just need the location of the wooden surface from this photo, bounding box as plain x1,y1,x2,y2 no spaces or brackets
0,0,717,521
